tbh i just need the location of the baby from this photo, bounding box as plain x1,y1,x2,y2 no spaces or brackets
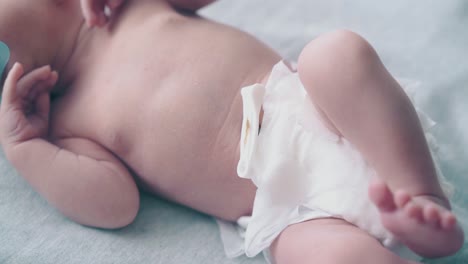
0,0,464,263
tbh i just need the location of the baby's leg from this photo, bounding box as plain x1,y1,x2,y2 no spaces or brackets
271,218,420,264
297,30,464,257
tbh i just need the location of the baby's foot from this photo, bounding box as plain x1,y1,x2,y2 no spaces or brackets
369,180,464,258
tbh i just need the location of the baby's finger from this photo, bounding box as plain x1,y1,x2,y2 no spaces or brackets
81,0,104,27
27,71,58,102
95,12,108,27
32,72,57,122
80,0,95,26
48,71,59,88
108,0,124,10
1,63,25,105
16,66,52,99
35,91,51,123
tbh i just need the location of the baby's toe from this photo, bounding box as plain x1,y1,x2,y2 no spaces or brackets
369,180,396,212
423,204,441,227
441,211,457,230
404,202,423,223
394,190,411,208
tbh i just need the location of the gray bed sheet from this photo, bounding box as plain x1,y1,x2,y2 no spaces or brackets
1,0,467,263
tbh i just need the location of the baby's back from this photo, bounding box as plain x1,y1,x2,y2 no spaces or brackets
50,0,280,220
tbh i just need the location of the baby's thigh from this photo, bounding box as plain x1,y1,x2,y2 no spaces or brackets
270,218,416,264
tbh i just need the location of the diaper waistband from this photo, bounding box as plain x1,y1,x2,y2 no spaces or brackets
237,84,265,182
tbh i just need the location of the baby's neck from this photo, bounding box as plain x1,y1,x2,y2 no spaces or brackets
53,21,90,88
56,22,114,92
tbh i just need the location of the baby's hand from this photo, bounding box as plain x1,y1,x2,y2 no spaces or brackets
80,0,126,28
0,63,58,148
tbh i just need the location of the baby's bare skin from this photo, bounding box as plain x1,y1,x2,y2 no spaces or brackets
0,0,279,226
0,0,463,261
51,0,279,220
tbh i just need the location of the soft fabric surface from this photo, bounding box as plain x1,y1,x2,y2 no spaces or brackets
1,0,467,263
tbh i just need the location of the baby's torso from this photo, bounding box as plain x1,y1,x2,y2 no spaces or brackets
49,0,280,220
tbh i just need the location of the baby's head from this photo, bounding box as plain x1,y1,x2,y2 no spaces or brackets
0,0,83,88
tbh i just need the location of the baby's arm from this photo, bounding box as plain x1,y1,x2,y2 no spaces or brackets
0,63,139,229
80,0,125,27
80,0,216,27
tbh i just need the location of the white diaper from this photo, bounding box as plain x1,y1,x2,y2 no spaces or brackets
217,61,448,263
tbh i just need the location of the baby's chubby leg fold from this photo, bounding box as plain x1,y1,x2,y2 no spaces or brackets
296,29,445,199
271,218,420,264
296,29,464,257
